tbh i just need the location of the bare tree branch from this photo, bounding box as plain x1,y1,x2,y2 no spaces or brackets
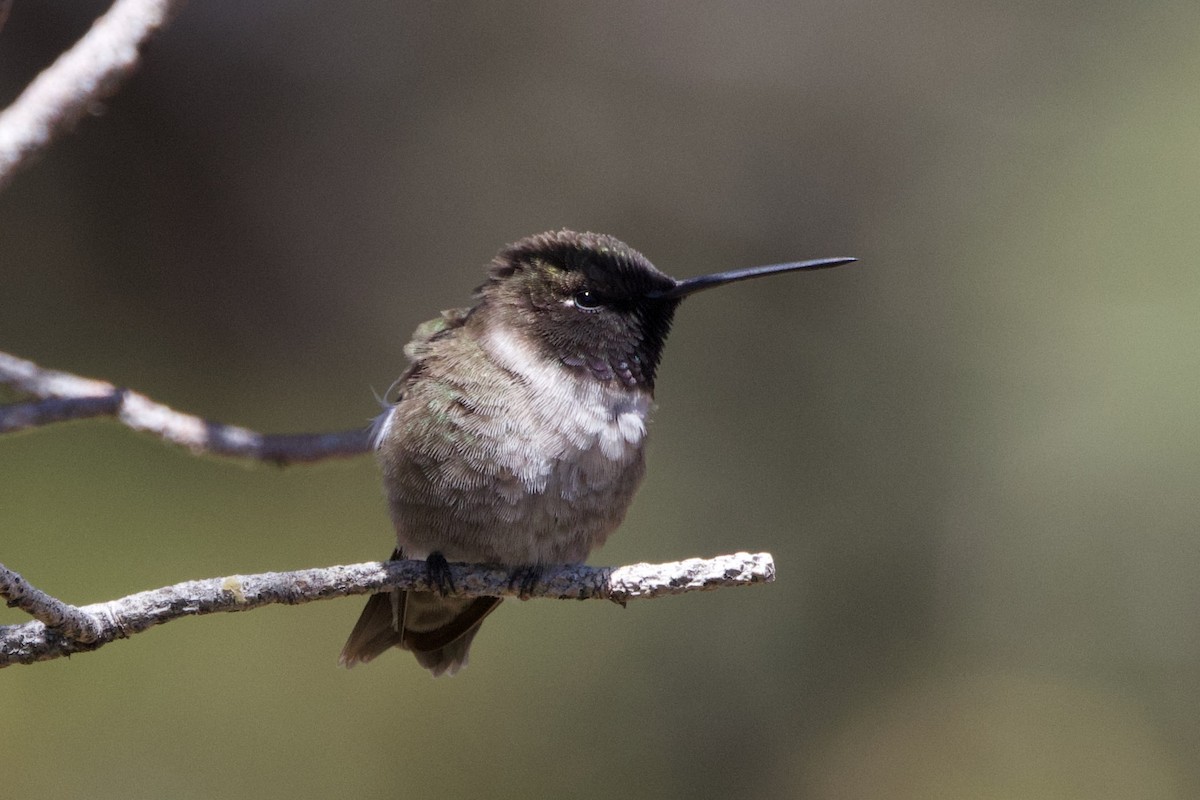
0,563,104,642
0,0,189,192
0,552,776,667
0,351,372,464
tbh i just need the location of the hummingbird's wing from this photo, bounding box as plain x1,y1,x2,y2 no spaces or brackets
368,306,477,451
401,306,473,368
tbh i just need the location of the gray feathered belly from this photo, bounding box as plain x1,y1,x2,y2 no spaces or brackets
375,353,651,566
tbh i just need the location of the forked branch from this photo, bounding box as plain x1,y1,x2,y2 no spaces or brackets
0,552,776,666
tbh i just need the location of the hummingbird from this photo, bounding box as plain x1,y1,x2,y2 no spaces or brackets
340,230,853,675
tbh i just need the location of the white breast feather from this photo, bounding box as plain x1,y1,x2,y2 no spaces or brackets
483,324,649,478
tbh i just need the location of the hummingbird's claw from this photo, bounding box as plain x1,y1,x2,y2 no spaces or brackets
425,552,456,596
507,565,544,600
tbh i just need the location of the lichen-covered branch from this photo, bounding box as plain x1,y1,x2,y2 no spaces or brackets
0,552,776,666
0,563,103,642
0,351,372,464
0,0,189,192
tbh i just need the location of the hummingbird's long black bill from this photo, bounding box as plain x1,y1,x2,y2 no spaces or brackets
651,256,856,300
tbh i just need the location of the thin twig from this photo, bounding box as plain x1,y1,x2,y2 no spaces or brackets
0,552,776,666
0,0,189,192
0,351,372,464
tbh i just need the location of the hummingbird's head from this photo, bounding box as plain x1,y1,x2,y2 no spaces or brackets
477,230,680,389
477,229,854,391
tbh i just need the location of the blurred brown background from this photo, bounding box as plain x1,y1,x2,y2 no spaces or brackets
3,2,1198,798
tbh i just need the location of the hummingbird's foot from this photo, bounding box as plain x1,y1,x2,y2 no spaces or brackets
507,565,544,600
425,551,456,597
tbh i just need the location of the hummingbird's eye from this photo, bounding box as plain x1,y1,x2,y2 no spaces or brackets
572,290,604,311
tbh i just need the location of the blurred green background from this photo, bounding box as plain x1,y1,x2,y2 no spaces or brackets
3,2,1199,798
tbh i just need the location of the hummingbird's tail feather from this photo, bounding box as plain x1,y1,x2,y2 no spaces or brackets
339,554,503,676
407,601,493,677
397,593,502,676
339,589,405,667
